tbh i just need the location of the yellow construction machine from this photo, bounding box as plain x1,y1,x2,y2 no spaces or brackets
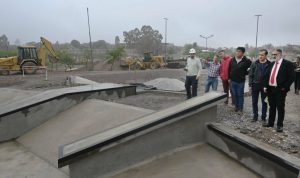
0,37,59,75
121,52,166,70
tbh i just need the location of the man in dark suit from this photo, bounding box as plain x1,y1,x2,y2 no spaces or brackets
263,49,295,132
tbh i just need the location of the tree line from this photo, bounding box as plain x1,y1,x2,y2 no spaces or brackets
1,27,300,66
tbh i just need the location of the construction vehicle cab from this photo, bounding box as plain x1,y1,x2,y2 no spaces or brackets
18,46,38,64
140,52,165,69
16,46,39,74
143,52,153,62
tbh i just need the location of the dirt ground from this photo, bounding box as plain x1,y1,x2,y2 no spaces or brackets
0,69,187,90
0,68,299,158
112,91,186,111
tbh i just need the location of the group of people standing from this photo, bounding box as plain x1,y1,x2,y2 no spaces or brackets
185,47,296,132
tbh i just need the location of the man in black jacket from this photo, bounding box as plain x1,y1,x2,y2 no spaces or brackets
263,49,295,132
248,49,271,122
229,47,252,114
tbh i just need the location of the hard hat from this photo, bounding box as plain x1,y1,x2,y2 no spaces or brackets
189,48,196,54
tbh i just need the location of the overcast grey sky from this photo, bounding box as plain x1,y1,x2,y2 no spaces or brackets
1,0,299,48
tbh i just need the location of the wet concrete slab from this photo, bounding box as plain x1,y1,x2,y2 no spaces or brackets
111,144,260,178
17,99,153,170
0,141,68,178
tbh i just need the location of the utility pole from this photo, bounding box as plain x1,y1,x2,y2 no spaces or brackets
199,34,214,51
163,18,168,61
255,15,262,49
6,41,9,52
87,7,93,71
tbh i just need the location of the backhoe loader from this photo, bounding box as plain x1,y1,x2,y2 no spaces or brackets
121,52,166,70
0,37,59,75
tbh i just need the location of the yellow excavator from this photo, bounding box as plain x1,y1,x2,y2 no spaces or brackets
0,37,59,75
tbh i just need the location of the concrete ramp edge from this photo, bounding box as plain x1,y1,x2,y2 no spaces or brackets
0,84,136,141
58,92,226,178
206,123,300,178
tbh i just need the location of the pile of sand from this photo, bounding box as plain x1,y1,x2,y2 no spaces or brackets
66,76,99,86
144,78,185,91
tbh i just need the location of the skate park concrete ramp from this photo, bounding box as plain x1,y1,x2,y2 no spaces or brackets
0,84,152,178
0,88,40,107
58,92,300,178
0,83,136,141
0,99,153,178
17,99,153,173
58,92,228,177
1,85,300,178
0,141,68,178
111,143,259,178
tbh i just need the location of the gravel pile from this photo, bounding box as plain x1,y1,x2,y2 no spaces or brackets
144,78,185,91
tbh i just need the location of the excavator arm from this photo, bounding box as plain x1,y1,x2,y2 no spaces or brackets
38,37,59,66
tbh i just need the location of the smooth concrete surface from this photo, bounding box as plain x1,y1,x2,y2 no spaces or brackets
206,123,300,178
0,141,68,178
61,92,225,158
68,107,217,178
62,92,226,178
0,88,40,108
111,144,260,178
0,84,125,115
17,99,153,172
0,84,136,141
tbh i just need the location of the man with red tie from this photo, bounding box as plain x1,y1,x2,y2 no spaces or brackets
263,49,295,132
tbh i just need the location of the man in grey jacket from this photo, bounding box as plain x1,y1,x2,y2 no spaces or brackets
248,49,271,122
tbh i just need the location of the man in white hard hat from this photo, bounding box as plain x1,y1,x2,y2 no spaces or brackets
184,48,202,99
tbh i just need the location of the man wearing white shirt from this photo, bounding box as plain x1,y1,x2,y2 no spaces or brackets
184,48,202,99
263,49,295,132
